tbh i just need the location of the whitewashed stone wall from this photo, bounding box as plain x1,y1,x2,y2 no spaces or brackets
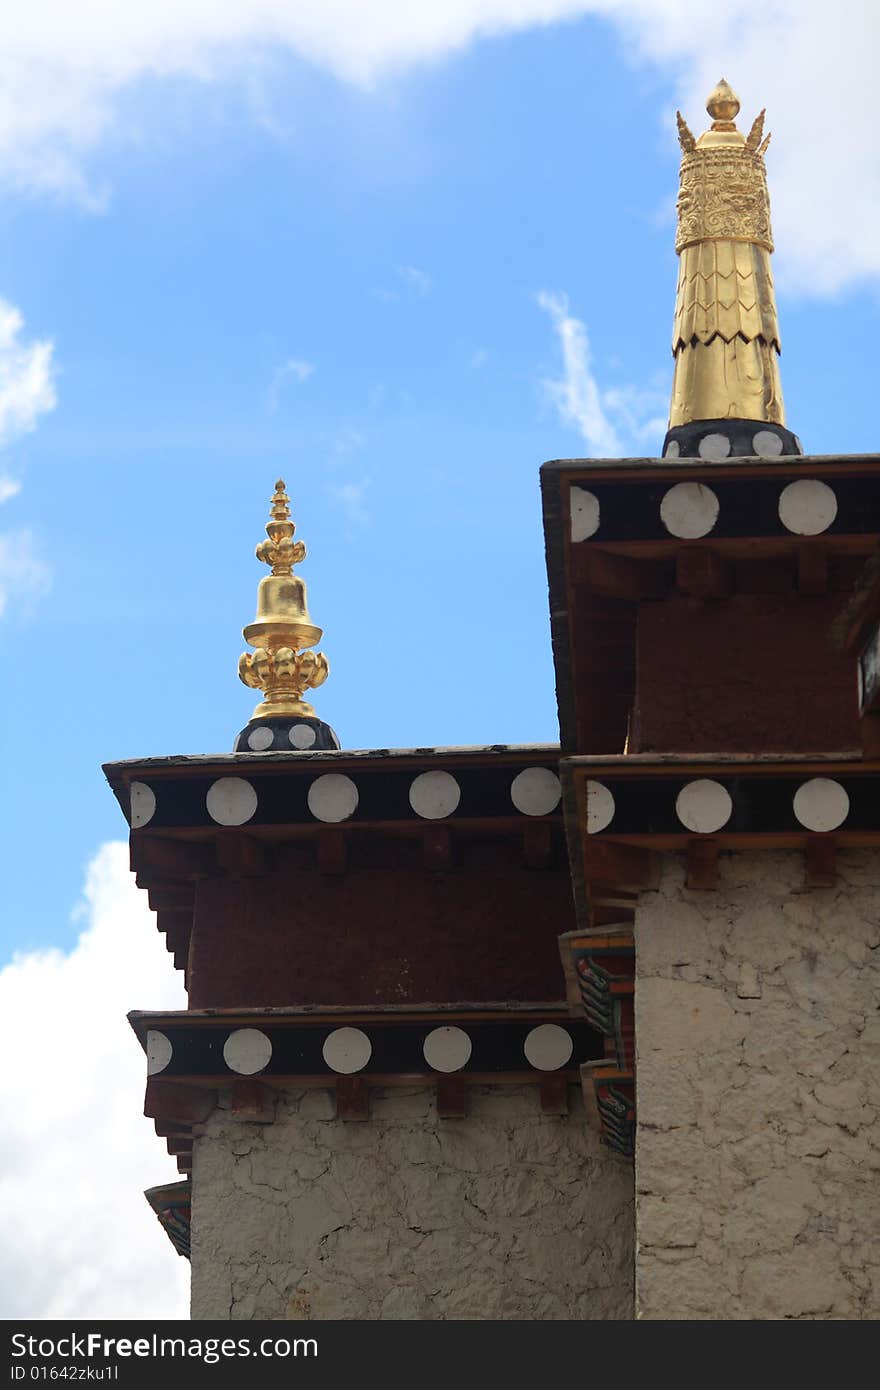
191,1085,633,1320
635,850,880,1320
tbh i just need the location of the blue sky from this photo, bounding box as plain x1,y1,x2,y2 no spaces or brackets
0,0,876,1319
0,19,678,958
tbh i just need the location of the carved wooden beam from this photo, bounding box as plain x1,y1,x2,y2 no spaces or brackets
804,837,836,888
316,828,348,875
797,543,828,595
335,1076,368,1121
572,547,667,601
215,832,274,878
132,837,213,882
436,1076,467,1118
686,838,719,890
143,1078,216,1126
676,547,733,599
231,1080,277,1123
423,827,452,871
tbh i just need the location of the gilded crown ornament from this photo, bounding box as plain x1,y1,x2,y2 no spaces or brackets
238,480,330,723
664,80,800,459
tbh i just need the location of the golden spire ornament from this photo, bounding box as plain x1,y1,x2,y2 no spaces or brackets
234,481,338,753
665,80,800,459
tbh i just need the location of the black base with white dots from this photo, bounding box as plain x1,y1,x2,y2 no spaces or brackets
118,748,565,830
135,1009,602,1082
233,715,341,754
564,456,880,545
662,417,803,461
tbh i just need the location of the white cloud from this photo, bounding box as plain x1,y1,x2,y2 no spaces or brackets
537,290,620,455
0,299,58,618
372,266,434,303
603,0,880,294
398,265,433,297
538,289,664,455
328,478,371,529
601,383,667,449
0,842,189,1319
0,3,873,293
0,299,56,448
268,357,315,410
0,529,52,618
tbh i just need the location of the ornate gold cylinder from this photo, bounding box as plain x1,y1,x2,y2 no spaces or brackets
669,82,785,429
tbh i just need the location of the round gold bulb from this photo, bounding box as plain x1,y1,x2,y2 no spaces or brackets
706,78,740,125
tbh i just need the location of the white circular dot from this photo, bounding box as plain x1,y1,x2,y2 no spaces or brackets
698,432,731,461
289,724,317,749
322,1027,371,1074
307,773,358,823
246,726,274,751
146,1029,172,1076
409,770,461,820
510,767,561,817
675,779,733,834
524,1024,574,1071
660,482,720,538
586,780,615,834
130,781,156,828
778,480,838,536
223,1028,273,1075
664,439,681,458
753,429,784,458
423,1026,472,1074
570,487,600,542
206,776,258,826
793,778,850,832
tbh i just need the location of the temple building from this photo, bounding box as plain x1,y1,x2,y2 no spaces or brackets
105,82,880,1320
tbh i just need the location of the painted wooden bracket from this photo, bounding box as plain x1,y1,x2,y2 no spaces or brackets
316,829,348,875
585,841,659,893
539,1075,569,1115
676,547,733,599
423,827,453,871
335,1076,369,1121
215,832,274,878
797,543,828,595
231,1080,277,1123
572,547,667,601
436,1076,467,1119
143,1078,216,1126
131,836,213,882
804,836,836,888
686,838,719,890
522,822,554,869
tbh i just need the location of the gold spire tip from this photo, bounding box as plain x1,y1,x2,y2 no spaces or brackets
706,78,740,126
269,479,291,524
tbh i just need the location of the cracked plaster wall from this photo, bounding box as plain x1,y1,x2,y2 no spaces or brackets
190,1085,634,1320
634,849,880,1319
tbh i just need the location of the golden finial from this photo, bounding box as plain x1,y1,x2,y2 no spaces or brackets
706,78,740,126
238,480,329,720
668,79,786,433
269,478,291,525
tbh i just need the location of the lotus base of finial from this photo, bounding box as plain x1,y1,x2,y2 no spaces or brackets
250,693,317,720
238,645,329,721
